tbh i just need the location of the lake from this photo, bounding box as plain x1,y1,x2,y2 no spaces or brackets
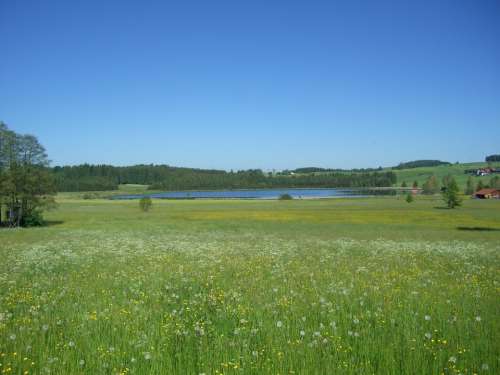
111,188,405,200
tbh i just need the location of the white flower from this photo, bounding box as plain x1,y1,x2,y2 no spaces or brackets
475,316,482,322
425,332,432,339
42,324,49,331
449,356,457,363
68,341,75,347
300,330,306,337
353,318,359,325
424,315,431,321
276,321,283,328
78,359,85,366
144,352,152,360
9,334,16,340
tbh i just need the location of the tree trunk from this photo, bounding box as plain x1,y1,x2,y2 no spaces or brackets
16,204,22,227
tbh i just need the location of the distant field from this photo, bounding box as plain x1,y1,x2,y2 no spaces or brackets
391,162,500,189
1,197,499,374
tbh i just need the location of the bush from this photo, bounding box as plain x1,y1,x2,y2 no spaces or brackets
139,196,153,212
278,193,293,200
21,209,46,227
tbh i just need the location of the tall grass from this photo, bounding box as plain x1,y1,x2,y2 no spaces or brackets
1,224,498,374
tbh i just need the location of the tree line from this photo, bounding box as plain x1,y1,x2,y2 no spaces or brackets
52,164,397,191
485,154,500,162
393,160,451,170
0,123,55,227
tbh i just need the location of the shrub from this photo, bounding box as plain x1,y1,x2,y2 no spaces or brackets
139,196,153,212
278,193,293,200
21,209,46,227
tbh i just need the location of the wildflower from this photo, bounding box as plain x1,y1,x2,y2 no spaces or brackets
475,316,481,322
79,360,85,366
425,332,432,339
449,356,457,364
276,321,283,328
300,330,306,337
424,315,431,321
353,318,359,325
42,324,49,331
144,352,152,360
68,341,75,347
9,334,16,340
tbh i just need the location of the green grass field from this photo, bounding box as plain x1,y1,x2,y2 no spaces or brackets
1,196,499,374
391,162,500,189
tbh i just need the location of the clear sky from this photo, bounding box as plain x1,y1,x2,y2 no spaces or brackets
1,0,499,170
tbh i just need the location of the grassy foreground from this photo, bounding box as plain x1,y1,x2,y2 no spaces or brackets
1,197,499,374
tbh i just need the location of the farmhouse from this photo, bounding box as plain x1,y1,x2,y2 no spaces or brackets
472,167,500,176
474,188,500,199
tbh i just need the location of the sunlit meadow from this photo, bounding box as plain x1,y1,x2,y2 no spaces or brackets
1,197,499,374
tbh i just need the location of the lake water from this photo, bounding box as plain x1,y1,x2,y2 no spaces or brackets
111,188,402,200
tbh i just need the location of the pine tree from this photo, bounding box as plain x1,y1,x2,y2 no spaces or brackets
405,192,414,203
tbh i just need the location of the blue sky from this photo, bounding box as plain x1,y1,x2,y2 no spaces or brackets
1,0,499,170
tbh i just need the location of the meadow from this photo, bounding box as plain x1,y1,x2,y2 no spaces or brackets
390,162,500,189
1,196,499,374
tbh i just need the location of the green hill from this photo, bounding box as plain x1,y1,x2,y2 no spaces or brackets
391,162,500,189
